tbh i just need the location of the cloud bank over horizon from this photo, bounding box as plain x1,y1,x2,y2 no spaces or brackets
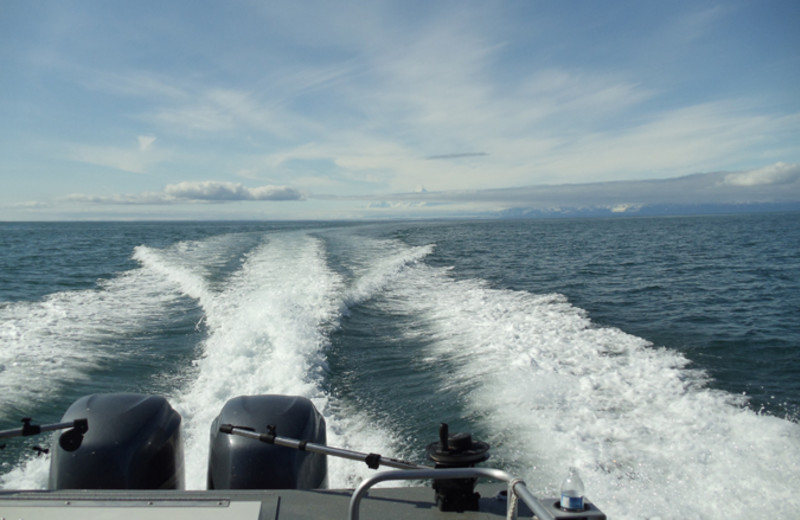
348,162,800,217
41,162,800,219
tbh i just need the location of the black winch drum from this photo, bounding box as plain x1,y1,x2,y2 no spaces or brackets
208,394,328,490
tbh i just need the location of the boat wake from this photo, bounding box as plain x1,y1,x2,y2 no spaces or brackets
376,260,800,519
2,226,799,520
133,230,430,489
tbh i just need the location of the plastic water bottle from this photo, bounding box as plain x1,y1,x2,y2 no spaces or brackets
560,466,585,511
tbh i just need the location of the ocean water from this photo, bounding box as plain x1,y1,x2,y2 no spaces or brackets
1,214,798,519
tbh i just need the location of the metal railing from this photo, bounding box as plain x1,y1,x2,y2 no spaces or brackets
348,467,555,520
221,423,603,520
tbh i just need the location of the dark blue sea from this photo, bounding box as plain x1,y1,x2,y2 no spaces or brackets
1,214,799,519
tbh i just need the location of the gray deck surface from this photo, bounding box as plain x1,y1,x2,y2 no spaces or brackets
0,483,532,519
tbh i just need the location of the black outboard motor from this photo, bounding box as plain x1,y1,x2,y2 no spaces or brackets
48,393,183,490
208,395,327,490
427,423,490,512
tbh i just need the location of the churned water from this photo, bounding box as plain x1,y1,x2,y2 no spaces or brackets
1,214,798,519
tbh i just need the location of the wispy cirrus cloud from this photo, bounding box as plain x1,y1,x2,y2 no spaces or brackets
55,4,800,196
63,135,165,174
147,88,304,138
4,1,798,221
138,136,156,151
426,152,488,160
81,68,323,139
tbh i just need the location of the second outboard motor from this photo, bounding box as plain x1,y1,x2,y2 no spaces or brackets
208,395,327,489
49,393,183,490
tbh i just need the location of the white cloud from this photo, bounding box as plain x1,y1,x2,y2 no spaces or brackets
723,163,800,187
668,6,729,45
61,181,303,205
164,181,303,202
145,84,319,139
83,70,189,101
65,136,167,174
67,146,152,174
366,200,429,210
63,192,173,205
138,136,156,151
610,203,644,213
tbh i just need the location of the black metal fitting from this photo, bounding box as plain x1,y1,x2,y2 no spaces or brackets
426,423,490,512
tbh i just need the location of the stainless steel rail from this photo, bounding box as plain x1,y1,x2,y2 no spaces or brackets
348,467,556,520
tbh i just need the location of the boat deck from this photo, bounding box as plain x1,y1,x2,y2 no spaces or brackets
1,484,511,520
0,483,604,520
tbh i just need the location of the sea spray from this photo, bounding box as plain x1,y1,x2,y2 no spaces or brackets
0,268,188,418
1,217,797,520
379,261,800,519
166,232,406,489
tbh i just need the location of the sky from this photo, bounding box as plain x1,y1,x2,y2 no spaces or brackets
1,0,798,220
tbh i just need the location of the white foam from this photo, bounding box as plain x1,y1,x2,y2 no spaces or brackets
0,267,188,418
2,230,416,490
385,263,800,520
16,226,793,517
133,245,214,306
344,241,434,308
0,256,199,489
0,233,252,488
167,232,404,489
0,453,49,490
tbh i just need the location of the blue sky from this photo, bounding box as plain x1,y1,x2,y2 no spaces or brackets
1,0,798,220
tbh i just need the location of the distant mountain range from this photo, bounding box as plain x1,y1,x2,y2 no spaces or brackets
495,201,800,219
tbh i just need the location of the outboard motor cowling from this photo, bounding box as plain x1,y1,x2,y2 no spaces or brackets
208,395,327,490
48,393,183,490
